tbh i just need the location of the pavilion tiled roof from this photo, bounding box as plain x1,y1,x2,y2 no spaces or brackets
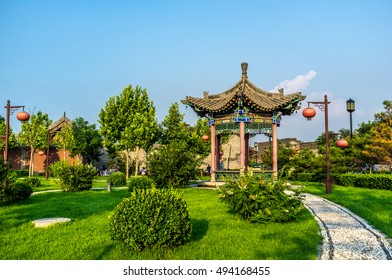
182,63,305,116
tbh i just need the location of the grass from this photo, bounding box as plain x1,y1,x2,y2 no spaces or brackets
301,182,392,238
23,176,112,192
0,187,321,260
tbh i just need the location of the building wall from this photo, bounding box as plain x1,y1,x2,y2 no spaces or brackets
5,147,80,175
201,134,242,170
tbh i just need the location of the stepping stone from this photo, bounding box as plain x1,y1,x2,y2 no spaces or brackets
33,217,71,228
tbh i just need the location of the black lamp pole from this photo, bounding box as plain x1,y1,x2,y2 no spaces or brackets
346,98,355,138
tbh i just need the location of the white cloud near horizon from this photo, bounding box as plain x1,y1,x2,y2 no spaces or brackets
270,70,317,93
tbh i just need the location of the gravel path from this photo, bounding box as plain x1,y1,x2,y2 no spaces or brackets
302,193,392,260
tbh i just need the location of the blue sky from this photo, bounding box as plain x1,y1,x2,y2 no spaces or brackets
1,0,391,142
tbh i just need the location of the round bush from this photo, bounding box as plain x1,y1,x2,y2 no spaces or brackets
109,188,192,251
107,172,126,187
0,181,33,206
128,176,156,192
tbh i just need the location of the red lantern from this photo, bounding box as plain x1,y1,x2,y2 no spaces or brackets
302,107,316,120
336,139,348,148
201,135,209,141
16,111,30,121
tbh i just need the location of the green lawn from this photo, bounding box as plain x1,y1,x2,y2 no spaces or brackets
25,176,111,192
302,182,392,238
0,187,321,260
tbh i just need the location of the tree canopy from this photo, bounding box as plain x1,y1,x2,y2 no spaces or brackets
148,102,202,188
53,117,101,164
99,85,158,178
18,111,52,176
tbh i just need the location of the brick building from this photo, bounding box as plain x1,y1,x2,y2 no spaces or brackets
2,114,80,175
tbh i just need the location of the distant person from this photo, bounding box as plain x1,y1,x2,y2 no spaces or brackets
206,164,211,174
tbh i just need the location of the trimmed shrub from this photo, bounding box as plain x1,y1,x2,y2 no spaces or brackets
295,173,313,182
10,180,33,201
0,161,32,206
50,161,97,192
24,177,41,188
355,173,392,190
148,141,201,188
335,173,358,186
109,188,192,251
128,176,155,192
107,172,126,187
218,173,303,223
0,180,33,206
9,170,29,177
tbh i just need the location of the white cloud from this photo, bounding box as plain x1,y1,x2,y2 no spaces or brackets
270,70,317,93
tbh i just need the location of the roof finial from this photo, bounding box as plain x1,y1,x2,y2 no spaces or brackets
241,62,248,77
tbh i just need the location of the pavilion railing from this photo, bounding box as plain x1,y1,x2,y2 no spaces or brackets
214,170,273,182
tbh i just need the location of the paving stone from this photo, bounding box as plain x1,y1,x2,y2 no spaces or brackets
33,217,71,228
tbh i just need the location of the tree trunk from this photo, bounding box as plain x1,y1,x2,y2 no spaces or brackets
29,147,34,177
125,149,130,180
134,146,140,177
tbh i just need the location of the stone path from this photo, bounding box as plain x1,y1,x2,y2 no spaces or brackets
302,193,392,260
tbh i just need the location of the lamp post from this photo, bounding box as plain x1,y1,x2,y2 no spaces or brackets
302,95,332,194
2,100,30,164
346,98,355,138
254,142,258,164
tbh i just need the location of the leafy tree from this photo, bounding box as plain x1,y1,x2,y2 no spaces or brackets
148,103,202,188
260,141,296,170
160,102,189,144
289,149,320,174
99,85,158,178
70,117,101,163
0,115,17,153
349,100,392,168
356,121,373,137
18,111,52,177
53,117,102,164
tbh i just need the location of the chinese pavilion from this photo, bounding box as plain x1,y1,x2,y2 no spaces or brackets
182,62,305,181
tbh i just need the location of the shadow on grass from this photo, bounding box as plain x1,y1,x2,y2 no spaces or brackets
190,219,209,242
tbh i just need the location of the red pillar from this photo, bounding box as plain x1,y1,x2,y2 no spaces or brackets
216,134,221,170
245,133,249,169
239,121,246,172
272,122,278,179
210,124,216,182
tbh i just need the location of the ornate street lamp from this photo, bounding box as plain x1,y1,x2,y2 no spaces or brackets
302,95,332,194
2,100,30,163
346,98,355,138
